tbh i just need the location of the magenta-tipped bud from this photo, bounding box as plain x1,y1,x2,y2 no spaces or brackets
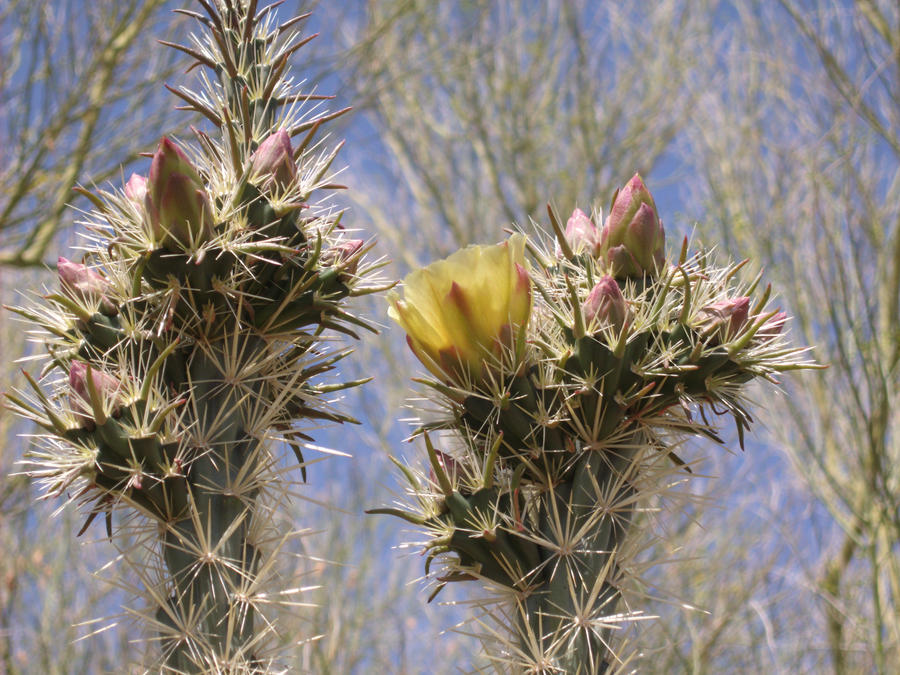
700,296,751,342
600,174,665,277
429,449,461,485
321,239,365,278
145,137,214,249
757,310,788,342
250,130,297,192
563,208,601,257
582,275,630,333
124,173,148,203
605,245,640,278
58,257,117,316
68,361,124,429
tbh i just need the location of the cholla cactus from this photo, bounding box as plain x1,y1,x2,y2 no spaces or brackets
5,2,385,671
374,175,820,673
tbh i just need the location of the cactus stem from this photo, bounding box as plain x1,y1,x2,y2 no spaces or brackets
750,282,773,317
365,507,427,525
389,454,422,491
745,267,765,296
141,339,181,401
724,257,750,282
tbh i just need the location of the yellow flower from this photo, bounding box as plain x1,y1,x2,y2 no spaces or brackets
388,234,532,383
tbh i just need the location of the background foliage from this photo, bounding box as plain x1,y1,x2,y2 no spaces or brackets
1,1,896,673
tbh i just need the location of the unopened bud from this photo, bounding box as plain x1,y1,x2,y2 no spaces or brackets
582,275,630,333
321,239,365,278
146,137,214,249
700,296,751,342
68,361,124,429
429,449,461,485
58,257,117,316
124,174,147,203
600,174,665,277
563,208,601,257
250,130,297,193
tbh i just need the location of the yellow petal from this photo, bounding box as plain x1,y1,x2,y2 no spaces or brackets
387,234,533,383
388,294,451,360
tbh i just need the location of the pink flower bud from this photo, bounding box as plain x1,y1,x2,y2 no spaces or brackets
320,239,365,278
250,130,296,192
582,275,630,333
146,137,214,248
757,310,788,342
68,361,124,428
58,257,117,316
605,244,642,279
124,173,147,203
700,296,751,342
600,174,665,277
429,449,461,485
563,208,601,256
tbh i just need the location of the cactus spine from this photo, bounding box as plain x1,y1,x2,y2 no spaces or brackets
377,178,819,673
6,2,384,671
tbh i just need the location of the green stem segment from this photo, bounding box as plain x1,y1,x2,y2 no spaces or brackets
157,346,260,671
523,446,637,673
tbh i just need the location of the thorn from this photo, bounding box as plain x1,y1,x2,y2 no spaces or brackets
77,509,100,537
666,449,693,473
547,203,575,260
276,11,310,35
426,583,446,603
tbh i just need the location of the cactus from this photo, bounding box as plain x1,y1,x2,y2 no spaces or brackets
374,177,821,673
4,2,386,671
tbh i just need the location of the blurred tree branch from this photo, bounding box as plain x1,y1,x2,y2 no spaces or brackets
689,1,900,672
337,0,708,269
0,0,190,267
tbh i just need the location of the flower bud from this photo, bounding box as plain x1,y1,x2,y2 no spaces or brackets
429,449,461,485
563,208,601,257
600,174,665,277
124,173,147,203
68,361,124,428
605,245,640,279
58,257,117,316
700,296,751,342
250,130,296,192
757,310,787,342
582,275,630,333
145,137,214,249
388,234,532,384
320,239,365,279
